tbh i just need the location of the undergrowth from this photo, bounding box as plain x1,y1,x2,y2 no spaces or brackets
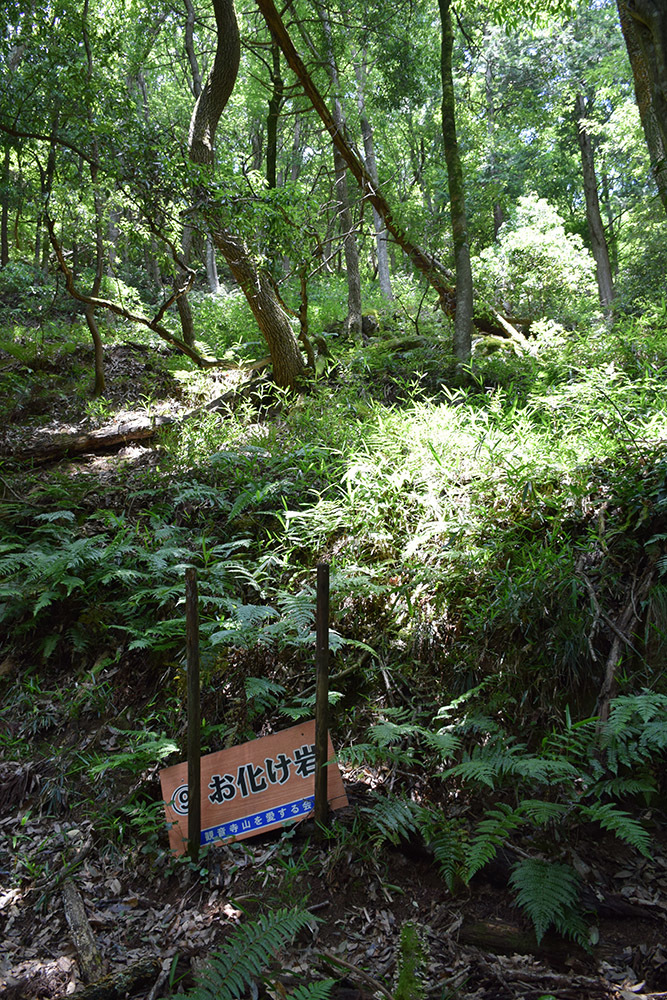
2,299,667,955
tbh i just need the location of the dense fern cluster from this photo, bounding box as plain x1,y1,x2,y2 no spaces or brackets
351,692,666,946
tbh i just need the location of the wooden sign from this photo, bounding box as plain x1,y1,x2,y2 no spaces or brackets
159,720,348,855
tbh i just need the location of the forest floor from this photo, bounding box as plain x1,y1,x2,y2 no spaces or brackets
2,341,667,1000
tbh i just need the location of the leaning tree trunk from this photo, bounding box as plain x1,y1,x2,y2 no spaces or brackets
212,227,306,386
188,0,306,387
617,0,667,213
575,94,615,317
255,0,521,344
439,0,473,363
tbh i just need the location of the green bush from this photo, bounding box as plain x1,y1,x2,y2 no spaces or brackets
474,195,597,326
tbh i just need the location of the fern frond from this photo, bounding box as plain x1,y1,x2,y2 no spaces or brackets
336,743,414,768
518,799,568,824
579,802,652,856
185,908,314,1000
427,818,465,891
464,803,524,881
289,980,335,1000
444,755,502,789
587,776,656,799
369,717,421,747
422,730,461,760
363,794,425,846
509,858,586,946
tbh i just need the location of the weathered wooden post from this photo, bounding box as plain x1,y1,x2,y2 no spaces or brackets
314,562,329,835
185,567,201,863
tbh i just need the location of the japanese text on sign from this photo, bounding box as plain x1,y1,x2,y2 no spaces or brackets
159,720,347,855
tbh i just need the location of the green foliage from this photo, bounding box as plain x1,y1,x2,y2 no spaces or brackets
88,730,179,778
394,922,428,1000
509,858,587,946
181,908,315,1000
474,195,597,325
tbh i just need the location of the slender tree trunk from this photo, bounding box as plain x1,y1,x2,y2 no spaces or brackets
176,290,196,347
484,47,504,239
575,94,615,316
35,113,58,273
439,0,473,362
354,48,393,301
1,143,10,267
290,114,302,183
206,236,220,293
317,0,362,339
106,206,120,276
86,169,107,396
82,0,105,396
617,0,667,213
266,41,283,189
184,0,203,98
600,171,618,277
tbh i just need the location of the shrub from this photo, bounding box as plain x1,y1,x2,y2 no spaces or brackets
474,194,597,326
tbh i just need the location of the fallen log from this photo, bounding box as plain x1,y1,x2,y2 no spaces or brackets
18,413,175,463
62,880,105,984
56,957,162,1000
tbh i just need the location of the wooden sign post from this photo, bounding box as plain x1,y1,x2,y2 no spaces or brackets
314,563,329,834
185,567,201,863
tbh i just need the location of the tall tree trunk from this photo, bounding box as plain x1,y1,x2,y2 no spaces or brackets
205,236,220,293
86,166,107,396
600,171,618,277
256,0,520,342
484,44,504,239
266,41,283,189
353,48,393,301
438,0,473,362
82,0,105,396
575,94,615,316
188,0,241,164
35,112,59,273
617,0,667,213
183,0,219,297
184,0,203,98
188,0,305,387
1,143,10,267
317,0,363,339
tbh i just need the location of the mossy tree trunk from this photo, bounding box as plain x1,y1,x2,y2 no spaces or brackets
617,0,667,213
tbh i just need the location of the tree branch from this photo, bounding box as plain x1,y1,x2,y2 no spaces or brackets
45,214,215,368
0,119,96,165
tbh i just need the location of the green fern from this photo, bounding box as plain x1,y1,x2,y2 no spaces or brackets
580,802,652,856
394,921,427,1000
464,803,524,881
509,858,587,946
289,980,335,1000
183,907,314,1000
426,814,465,891
363,794,425,846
